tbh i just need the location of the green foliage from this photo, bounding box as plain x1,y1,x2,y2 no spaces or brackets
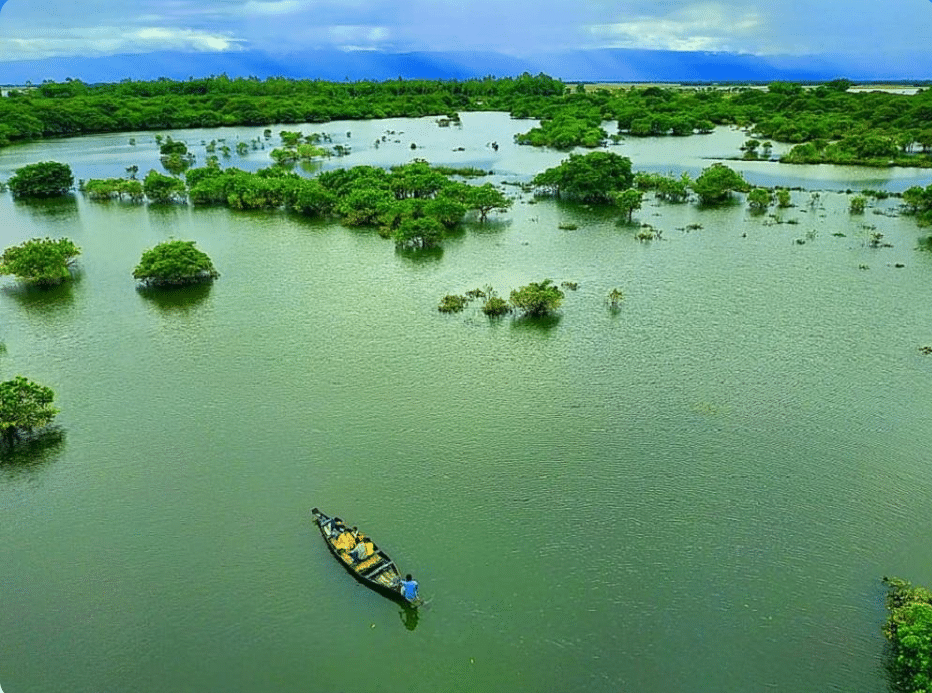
133,240,219,286
0,237,80,286
8,161,74,198
158,136,188,156
883,577,932,693
776,189,792,208
532,151,634,203
607,288,625,312
83,177,144,201
611,188,643,222
142,169,186,203
747,187,772,210
0,376,58,446
850,195,867,214
5,76,932,173
292,179,336,216
634,172,691,202
482,296,511,316
392,217,446,249
515,111,607,148
902,184,932,225
438,294,468,313
464,183,512,221
691,163,750,204
509,279,564,317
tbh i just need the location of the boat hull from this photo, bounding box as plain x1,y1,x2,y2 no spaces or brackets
311,508,416,606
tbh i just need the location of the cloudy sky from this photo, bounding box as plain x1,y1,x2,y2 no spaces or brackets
1,0,931,79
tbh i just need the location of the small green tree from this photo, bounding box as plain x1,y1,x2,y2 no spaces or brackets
531,152,634,203
438,294,468,313
510,279,564,317
482,295,511,316
747,187,772,211
133,240,219,286
0,237,80,286
611,188,643,222
392,217,445,249
850,195,867,214
142,170,186,204
607,288,625,309
776,189,792,208
691,163,750,204
8,161,74,199
0,376,59,447
465,183,512,221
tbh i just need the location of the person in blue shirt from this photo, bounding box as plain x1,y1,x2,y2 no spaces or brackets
400,574,419,601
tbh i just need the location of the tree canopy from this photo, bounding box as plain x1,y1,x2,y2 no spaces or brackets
883,577,932,693
142,170,187,203
531,151,634,203
0,376,59,447
691,163,751,204
0,237,81,286
133,240,219,286
7,161,74,198
510,279,565,317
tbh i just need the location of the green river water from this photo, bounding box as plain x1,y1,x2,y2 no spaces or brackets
1,113,931,693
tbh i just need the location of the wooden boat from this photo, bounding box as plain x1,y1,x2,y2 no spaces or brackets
311,508,418,605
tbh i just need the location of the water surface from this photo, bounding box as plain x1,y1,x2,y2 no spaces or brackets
1,115,931,693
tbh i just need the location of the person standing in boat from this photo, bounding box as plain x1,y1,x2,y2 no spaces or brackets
400,574,419,601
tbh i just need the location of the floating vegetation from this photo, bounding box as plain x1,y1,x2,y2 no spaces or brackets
561,281,579,291
431,166,491,178
606,288,625,309
482,296,511,316
919,346,932,355
438,294,468,313
635,225,662,241
558,223,578,230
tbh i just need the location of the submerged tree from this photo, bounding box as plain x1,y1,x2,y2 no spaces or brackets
510,279,565,317
531,152,634,203
747,187,772,211
691,163,750,204
133,240,219,287
0,237,80,286
142,170,186,203
465,183,512,221
0,376,59,447
611,188,643,222
8,161,74,199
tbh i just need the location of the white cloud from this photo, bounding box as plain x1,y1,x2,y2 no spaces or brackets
240,0,305,16
0,25,245,61
586,3,767,54
326,24,391,50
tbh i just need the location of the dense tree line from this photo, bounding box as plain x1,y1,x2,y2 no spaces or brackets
3,75,932,167
0,73,564,146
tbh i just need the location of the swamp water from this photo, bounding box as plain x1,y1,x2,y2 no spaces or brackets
1,113,932,693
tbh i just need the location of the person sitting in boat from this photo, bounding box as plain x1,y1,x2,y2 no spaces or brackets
350,535,371,562
399,574,419,601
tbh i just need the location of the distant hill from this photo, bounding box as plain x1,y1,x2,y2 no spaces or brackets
0,47,923,86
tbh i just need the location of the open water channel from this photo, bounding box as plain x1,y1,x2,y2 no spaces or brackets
1,113,932,693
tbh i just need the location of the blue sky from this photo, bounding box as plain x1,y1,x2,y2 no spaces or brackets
1,0,931,80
